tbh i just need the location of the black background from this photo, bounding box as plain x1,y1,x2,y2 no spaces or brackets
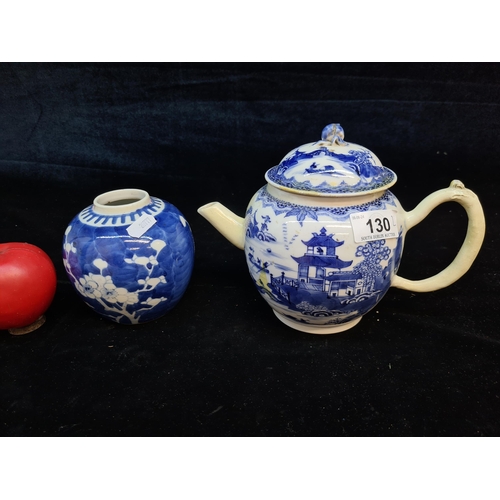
1,62,499,436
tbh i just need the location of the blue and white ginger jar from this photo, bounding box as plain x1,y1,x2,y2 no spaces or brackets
63,188,195,324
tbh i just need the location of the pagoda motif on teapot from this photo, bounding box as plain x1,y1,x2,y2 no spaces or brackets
244,186,404,330
198,123,485,334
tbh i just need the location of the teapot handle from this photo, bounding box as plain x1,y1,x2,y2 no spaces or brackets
391,180,485,292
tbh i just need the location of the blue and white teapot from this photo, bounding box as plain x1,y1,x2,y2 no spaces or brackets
198,124,485,334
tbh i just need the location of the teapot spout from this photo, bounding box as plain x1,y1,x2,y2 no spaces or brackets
197,202,245,250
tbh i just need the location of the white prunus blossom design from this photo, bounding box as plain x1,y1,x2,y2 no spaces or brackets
63,231,168,323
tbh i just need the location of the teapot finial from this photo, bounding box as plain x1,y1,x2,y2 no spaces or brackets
321,123,346,145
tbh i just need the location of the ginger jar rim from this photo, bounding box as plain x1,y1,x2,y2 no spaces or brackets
92,188,152,215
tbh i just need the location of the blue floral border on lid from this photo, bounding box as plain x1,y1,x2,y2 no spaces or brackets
265,124,397,196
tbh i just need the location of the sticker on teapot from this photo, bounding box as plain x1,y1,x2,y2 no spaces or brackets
350,210,399,243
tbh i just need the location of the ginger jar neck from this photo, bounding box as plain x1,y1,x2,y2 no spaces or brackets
92,188,152,215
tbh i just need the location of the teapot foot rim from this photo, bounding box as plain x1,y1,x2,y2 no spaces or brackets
273,311,361,335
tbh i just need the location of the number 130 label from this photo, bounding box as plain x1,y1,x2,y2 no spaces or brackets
349,210,398,243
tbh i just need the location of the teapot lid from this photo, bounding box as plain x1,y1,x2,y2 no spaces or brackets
265,124,397,197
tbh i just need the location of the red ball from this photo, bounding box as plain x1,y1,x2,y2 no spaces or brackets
0,243,57,331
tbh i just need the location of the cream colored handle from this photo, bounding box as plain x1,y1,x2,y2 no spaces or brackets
391,180,485,292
